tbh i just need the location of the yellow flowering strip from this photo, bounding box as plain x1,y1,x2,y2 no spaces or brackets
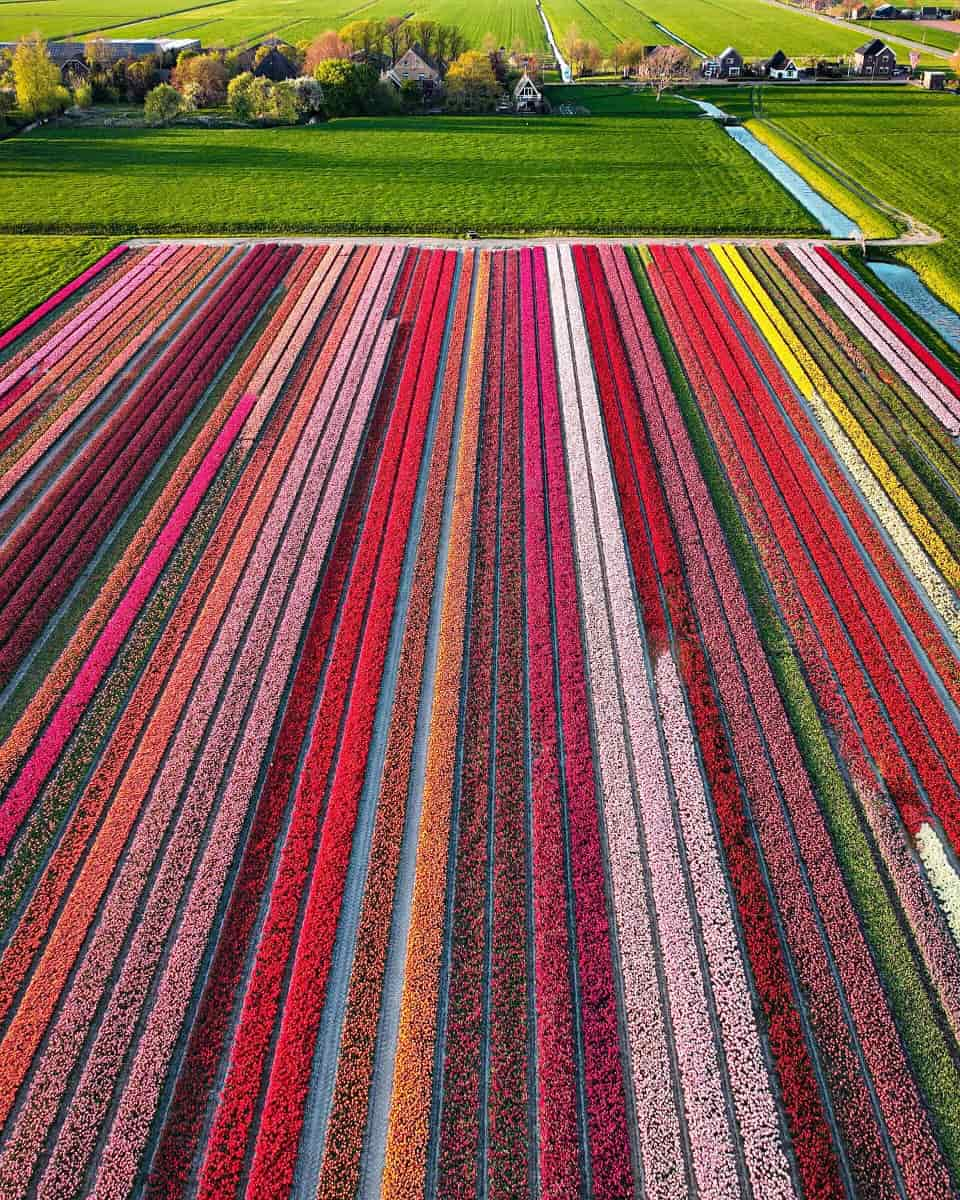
714,245,960,604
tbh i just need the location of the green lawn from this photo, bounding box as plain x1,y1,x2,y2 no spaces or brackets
540,0,666,54
856,17,960,52
757,85,960,306
0,236,117,331
0,108,816,235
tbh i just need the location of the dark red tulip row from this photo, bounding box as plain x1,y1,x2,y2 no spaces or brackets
0,245,293,693
519,245,581,1200
651,243,954,1199
438,251,503,1198
486,249,530,1200
144,243,405,1200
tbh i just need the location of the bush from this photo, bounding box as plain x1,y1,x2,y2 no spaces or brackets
290,75,325,119
171,53,228,107
144,83,182,126
312,58,378,116
227,71,301,124
72,79,93,109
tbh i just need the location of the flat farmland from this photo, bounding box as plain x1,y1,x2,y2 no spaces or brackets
0,0,548,48
757,85,960,307
0,113,818,235
856,17,960,50
0,236,117,330
1,237,960,1197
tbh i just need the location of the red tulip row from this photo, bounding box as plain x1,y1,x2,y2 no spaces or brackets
145,243,410,1200
486,249,530,1200
195,248,452,1200
0,245,293,699
603,245,843,1199
315,248,474,1200
692,245,960,845
651,242,953,1198
437,251,502,1198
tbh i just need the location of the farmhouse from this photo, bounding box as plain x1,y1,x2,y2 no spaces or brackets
513,71,543,112
0,36,200,79
853,36,897,74
872,4,900,16
386,43,445,89
761,49,800,79
701,46,743,79
252,47,298,81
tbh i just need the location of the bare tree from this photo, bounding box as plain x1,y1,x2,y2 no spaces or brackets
613,37,644,76
637,45,691,99
383,16,405,64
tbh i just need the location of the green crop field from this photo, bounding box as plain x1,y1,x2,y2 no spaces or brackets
625,0,870,57
757,85,960,305
856,17,960,51
0,0,548,49
0,104,816,235
0,236,116,330
0,0,893,53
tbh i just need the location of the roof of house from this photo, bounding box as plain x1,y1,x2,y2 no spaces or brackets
513,70,541,96
718,45,742,59
252,46,298,80
397,42,443,74
765,48,794,69
855,36,894,53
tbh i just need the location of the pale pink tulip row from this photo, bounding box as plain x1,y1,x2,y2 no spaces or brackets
791,246,960,436
0,248,400,1200
551,243,749,1197
46,288,401,1200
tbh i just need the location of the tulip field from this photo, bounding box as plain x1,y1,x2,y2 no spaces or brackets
1,237,960,1199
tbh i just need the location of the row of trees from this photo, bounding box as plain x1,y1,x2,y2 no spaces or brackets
305,18,466,68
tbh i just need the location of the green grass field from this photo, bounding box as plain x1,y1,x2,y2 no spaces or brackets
0,104,816,235
758,85,960,306
0,0,900,55
0,236,116,330
856,17,960,51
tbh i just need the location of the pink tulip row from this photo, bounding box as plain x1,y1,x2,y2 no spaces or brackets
581,240,800,1200
0,247,402,1198
0,243,127,357
793,246,960,435
651,243,953,1198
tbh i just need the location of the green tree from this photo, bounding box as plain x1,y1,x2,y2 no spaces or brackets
144,81,181,125
312,58,377,115
12,34,63,119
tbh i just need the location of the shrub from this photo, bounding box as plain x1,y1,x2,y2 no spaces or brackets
171,52,228,107
144,83,181,126
312,58,378,116
72,79,93,109
289,75,325,119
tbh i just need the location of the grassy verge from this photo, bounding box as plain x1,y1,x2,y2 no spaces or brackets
0,236,118,332
627,243,960,1184
745,120,897,240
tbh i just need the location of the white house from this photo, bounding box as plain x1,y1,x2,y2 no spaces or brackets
513,71,543,112
762,49,800,79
